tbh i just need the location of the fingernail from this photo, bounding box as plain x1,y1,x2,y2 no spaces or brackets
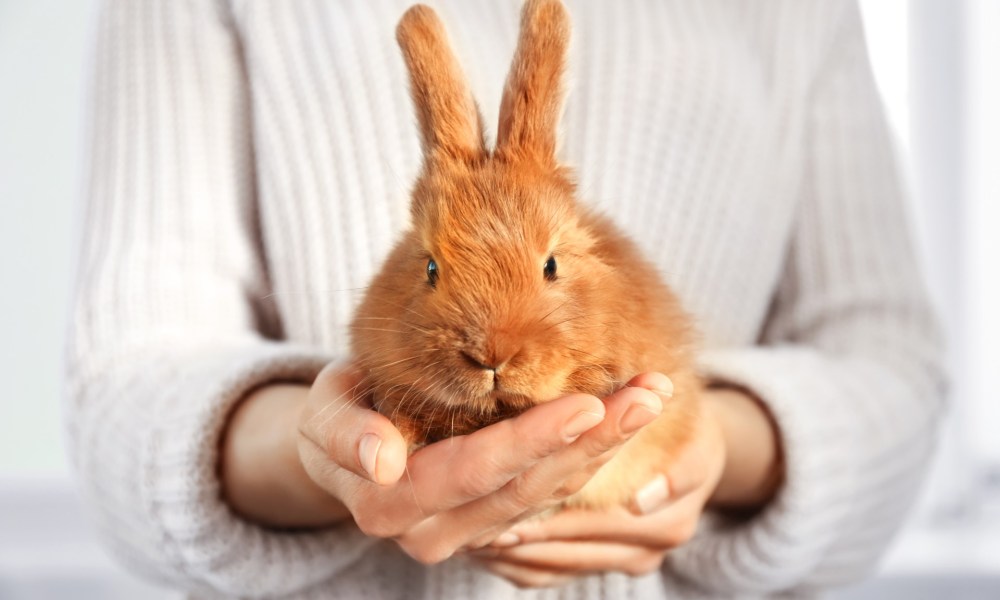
492,532,520,547
562,410,605,442
618,392,662,433
635,475,670,514
651,375,674,399
358,433,382,481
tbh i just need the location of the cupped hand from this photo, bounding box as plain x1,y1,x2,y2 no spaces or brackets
468,395,726,588
296,364,670,565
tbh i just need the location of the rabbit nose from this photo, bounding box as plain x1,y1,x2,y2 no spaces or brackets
461,350,500,372
461,344,520,372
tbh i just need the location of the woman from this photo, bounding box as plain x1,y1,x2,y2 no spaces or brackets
67,0,945,597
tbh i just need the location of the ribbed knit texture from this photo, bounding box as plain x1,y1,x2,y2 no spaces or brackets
66,0,946,598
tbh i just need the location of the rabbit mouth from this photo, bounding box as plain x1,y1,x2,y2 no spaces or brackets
468,371,541,409
488,388,535,406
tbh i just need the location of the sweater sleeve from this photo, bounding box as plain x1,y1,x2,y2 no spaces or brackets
667,2,947,594
65,1,377,596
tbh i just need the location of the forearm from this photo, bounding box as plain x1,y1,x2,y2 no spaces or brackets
221,383,352,528
705,387,784,510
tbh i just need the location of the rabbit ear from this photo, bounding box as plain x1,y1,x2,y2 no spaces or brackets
495,0,570,166
397,5,486,164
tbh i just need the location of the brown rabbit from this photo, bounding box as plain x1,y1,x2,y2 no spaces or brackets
349,0,700,509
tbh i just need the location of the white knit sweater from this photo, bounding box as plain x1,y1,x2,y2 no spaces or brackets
66,0,946,598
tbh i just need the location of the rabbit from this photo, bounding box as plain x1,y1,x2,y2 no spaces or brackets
349,0,700,509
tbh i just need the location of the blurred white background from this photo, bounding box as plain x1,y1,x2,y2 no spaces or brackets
0,0,997,598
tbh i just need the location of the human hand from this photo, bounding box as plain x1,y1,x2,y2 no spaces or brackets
468,395,726,588
295,363,669,564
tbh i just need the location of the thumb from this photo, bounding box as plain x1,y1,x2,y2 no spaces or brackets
346,413,409,485
300,363,409,485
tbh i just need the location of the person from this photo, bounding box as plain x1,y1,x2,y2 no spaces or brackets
66,0,945,598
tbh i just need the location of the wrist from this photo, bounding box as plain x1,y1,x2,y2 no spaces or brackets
220,383,350,528
704,386,784,511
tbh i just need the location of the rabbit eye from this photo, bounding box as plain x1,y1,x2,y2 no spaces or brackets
426,258,439,287
543,255,557,281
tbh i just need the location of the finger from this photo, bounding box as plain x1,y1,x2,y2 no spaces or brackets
631,475,673,515
459,510,545,552
477,541,665,577
299,365,408,485
457,376,688,553
483,385,663,517
665,454,704,501
507,493,705,548
389,392,605,515
342,392,606,544
509,506,660,544
472,559,574,589
404,386,662,554
357,376,659,522
630,409,714,515
667,426,713,499
558,385,663,466
626,372,674,398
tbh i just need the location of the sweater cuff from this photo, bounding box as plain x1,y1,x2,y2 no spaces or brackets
667,346,862,594
78,341,379,597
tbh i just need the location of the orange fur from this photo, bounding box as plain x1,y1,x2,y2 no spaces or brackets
496,0,570,166
350,0,701,509
396,5,485,163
